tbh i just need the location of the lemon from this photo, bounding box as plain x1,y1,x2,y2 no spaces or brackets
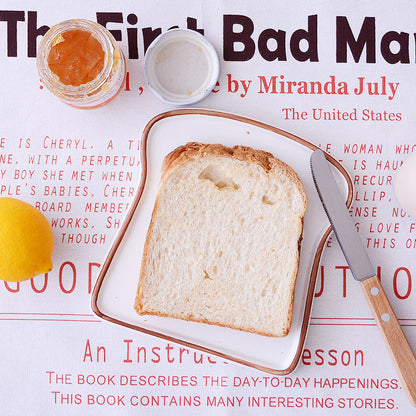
0,197,54,282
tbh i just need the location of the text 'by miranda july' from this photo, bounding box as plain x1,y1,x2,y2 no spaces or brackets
226,75,399,100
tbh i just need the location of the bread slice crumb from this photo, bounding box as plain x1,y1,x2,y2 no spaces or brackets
135,142,307,337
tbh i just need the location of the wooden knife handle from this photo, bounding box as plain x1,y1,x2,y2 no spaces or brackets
361,275,416,407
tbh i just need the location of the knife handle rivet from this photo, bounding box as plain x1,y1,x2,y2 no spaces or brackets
381,313,391,322
370,287,379,296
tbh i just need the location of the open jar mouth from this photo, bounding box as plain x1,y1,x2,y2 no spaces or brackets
37,19,125,107
144,29,219,105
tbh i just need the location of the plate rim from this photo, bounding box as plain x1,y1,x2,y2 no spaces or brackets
91,108,353,375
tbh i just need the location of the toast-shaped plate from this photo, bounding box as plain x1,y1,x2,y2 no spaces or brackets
91,109,352,374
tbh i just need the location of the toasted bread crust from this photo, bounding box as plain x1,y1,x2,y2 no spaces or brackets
135,142,307,337
162,142,307,211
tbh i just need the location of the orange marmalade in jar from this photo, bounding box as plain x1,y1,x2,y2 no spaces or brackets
37,19,126,108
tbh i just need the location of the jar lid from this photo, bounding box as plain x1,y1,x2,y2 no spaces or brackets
144,29,219,105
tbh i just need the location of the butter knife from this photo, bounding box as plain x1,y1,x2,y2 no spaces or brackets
310,148,416,407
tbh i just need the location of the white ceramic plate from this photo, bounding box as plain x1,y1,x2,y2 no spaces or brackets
92,109,352,374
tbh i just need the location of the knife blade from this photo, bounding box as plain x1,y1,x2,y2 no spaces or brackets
310,149,374,281
310,148,416,407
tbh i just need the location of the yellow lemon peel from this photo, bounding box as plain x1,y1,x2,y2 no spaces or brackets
0,197,54,282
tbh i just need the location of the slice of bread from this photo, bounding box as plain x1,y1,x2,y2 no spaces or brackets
134,142,307,337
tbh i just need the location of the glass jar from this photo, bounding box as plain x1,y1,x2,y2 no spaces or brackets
37,19,126,109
